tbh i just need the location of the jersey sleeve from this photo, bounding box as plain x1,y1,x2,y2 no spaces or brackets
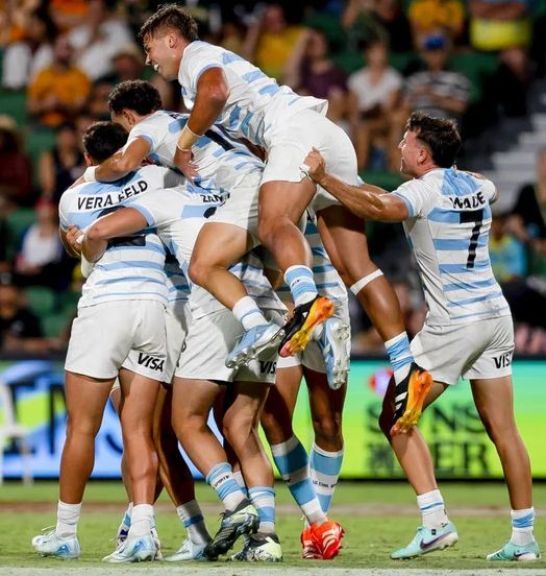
391,180,435,218
126,189,180,227
126,119,162,153
480,178,498,204
179,42,224,94
58,191,71,230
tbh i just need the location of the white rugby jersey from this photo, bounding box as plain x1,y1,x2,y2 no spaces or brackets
276,215,347,305
392,168,511,325
58,165,183,308
164,249,190,316
126,110,263,195
178,41,327,147
128,187,284,318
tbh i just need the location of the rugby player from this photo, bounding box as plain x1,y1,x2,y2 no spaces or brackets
301,112,541,561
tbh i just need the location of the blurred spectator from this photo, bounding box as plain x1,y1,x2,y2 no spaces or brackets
0,115,33,210
509,147,546,274
407,0,466,45
0,274,47,354
347,39,404,170
68,0,133,82
219,20,246,54
489,213,527,282
242,3,305,80
469,0,530,116
14,199,65,288
39,123,85,206
0,0,38,47
342,0,413,53
104,44,146,84
49,0,89,31
403,33,470,124
87,79,115,120
27,34,91,128
284,28,349,124
2,6,57,90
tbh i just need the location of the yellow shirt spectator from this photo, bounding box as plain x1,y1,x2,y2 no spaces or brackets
409,0,465,38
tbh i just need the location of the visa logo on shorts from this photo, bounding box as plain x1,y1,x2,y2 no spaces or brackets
259,360,277,375
137,353,165,372
493,352,512,369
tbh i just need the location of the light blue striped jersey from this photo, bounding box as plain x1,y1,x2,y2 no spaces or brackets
58,165,183,308
129,187,285,319
178,41,327,148
164,250,190,316
392,168,511,324
126,110,263,195
276,215,347,304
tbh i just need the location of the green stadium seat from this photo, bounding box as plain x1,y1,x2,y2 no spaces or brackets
449,52,499,104
60,290,80,315
0,89,27,126
303,13,347,53
334,51,363,75
5,208,35,259
24,127,56,166
42,312,70,338
24,286,56,317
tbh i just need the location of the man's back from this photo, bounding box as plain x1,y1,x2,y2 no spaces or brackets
393,167,511,324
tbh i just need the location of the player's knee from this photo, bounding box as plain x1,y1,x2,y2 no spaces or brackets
257,211,284,248
223,416,252,451
188,256,209,287
261,410,291,445
312,413,342,446
66,414,101,438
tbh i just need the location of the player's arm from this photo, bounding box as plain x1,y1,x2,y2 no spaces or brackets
80,208,148,263
174,68,230,176
59,226,81,258
86,137,152,183
303,149,409,222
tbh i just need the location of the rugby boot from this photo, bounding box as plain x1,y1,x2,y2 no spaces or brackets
32,529,80,559
390,363,433,436
279,295,334,357
487,540,541,561
391,522,458,559
230,532,282,562
204,499,259,557
226,323,285,369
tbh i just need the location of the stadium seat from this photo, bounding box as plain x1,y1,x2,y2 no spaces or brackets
42,312,70,338
0,89,27,126
360,170,405,190
0,378,32,485
24,286,56,317
449,52,499,104
5,208,35,259
24,128,56,183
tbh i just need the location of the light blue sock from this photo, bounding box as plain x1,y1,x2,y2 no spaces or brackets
284,265,318,307
205,462,247,511
248,486,276,534
271,436,326,525
385,332,413,386
309,443,343,514
511,507,535,545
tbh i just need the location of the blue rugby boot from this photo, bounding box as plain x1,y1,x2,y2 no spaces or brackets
391,522,458,559
226,323,284,369
487,540,541,561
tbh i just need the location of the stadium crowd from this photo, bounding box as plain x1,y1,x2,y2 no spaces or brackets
0,0,545,356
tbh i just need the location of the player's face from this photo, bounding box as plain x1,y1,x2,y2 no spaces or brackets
142,32,179,80
398,130,424,177
111,110,131,131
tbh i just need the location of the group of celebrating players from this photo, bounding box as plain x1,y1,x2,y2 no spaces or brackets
31,3,540,564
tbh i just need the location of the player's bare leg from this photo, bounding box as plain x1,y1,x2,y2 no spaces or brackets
379,378,458,559
317,205,432,431
259,179,335,356
471,376,539,561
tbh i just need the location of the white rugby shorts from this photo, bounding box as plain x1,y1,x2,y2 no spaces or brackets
175,308,285,385
65,300,167,380
411,315,515,385
261,108,360,212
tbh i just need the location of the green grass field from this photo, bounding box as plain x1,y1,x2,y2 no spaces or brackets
0,481,545,572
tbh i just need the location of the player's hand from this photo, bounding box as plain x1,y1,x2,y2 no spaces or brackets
174,147,199,181
302,148,326,183
66,225,83,255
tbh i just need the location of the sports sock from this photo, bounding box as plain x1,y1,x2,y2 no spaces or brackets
232,469,248,496
121,502,133,529
284,265,318,307
233,296,268,330
56,501,81,537
271,436,326,525
511,507,535,545
129,504,154,538
309,443,344,514
248,486,276,534
417,490,449,529
205,462,247,511
176,500,210,545
384,332,413,386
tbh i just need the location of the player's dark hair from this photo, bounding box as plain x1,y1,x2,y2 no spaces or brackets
108,80,162,116
406,112,461,168
139,3,198,42
82,121,128,163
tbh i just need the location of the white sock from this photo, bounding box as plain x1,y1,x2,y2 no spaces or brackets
232,469,248,495
511,507,535,546
121,502,133,528
233,296,268,330
56,501,81,538
129,504,154,538
417,490,449,529
176,500,210,545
